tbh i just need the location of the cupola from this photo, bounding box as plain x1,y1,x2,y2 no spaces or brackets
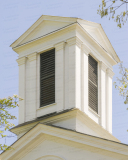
10,15,120,142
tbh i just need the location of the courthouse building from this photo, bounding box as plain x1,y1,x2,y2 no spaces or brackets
1,15,128,160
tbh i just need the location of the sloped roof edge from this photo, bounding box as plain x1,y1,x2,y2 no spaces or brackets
1,123,128,157
10,15,78,48
10,15,120,64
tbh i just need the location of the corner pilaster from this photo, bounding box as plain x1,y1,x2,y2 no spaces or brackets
81,44,90,113
106,68,114,133
100,62,107,129
16,57,26,124
54,42,65,111
66,37,83,110
27,52,37,121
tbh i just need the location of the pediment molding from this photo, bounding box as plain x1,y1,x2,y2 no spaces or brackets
10,109,119,143
2,123,128,160
10,15,120,65
10,15,78,48
12,22,77,53
10,109,78,135
77,20,120,63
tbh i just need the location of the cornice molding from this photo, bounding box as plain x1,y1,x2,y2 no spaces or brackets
2,122,128,159
107,68,115,79
11,22,119,65
76,110,119,142
54,42,65,51
28,52,37,62
81,44,91,56
66,36,83,48
10,109,78,135
12,23,77,51
100,61,107,72
16,57,26,66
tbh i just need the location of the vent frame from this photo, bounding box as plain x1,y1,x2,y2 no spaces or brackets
40,49,55,108
88,55,98,113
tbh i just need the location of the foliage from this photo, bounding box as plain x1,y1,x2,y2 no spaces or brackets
114,62,128,104
97,0,128,28
0,95,22,151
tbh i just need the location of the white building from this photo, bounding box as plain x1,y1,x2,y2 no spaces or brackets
1,15,128,160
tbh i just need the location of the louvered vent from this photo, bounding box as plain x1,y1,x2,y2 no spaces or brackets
88,55,98,113
40,49,55,107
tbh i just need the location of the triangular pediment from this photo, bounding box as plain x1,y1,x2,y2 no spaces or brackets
10,15,77,48
1,124,128,160
19,20,73,45
10,15,120,63
77,19,120,63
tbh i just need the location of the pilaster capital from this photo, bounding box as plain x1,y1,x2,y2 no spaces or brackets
54,42,65,51
28,52,37,62
16,57,26,66
81,44,91,56
66,36,83,48
107,68,115,78
100,61,107,72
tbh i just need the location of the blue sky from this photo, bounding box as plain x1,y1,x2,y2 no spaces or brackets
0,0,128,147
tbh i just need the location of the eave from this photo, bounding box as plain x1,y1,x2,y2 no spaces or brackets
10,15,78,48
10,109,119,143
11,22,118,66
1,123,128,160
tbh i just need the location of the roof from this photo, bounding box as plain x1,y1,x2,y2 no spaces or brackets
1,123,128,159
10,15,120,63
10,108,74,131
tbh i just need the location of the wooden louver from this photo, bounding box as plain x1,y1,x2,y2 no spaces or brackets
40,49,55,107
88,55,98,113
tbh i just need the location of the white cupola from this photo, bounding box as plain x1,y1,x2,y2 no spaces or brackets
10,15,120,142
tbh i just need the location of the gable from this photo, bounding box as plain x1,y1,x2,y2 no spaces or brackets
10,15,120,63
10,15,77,48
1,124,128,160
77,19,120,63
19,20,73,46
80,24,109,51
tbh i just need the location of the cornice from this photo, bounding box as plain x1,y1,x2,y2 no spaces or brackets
10,109,78,135
107,68,115,79
11,21,119,66
12,23,77,52
10,16,77,48
100,61,107,72
76,23,117,66
66,36,83,48
81,44,91,55
39,124,128,155
54,41,65,51
28,52,37,62
16,57,26,66
2,123,128,159
76,110,119,142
